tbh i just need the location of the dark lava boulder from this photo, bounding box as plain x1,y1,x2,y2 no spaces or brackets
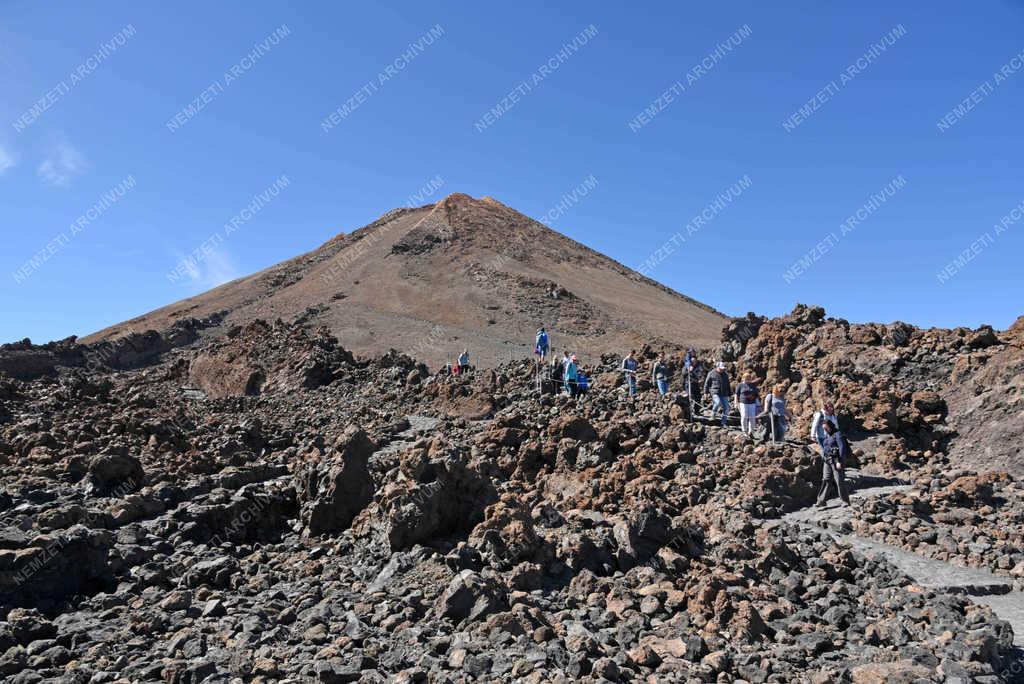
295,428,376,535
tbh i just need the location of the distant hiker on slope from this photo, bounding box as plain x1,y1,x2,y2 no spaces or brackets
735,371,760,436
564,354,580,397
810,402,839,455
652,355,670,396
704,362,731,427
535,327,550,361
816,420,851,507
622,350,639,397
458,349,470,373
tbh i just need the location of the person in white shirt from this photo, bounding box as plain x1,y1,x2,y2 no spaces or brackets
810,402,839,454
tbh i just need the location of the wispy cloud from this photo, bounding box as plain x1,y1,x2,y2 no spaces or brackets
37,141,85,186
0,145,15,174
172,245,241,290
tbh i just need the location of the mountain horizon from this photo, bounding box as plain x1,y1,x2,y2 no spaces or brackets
81,192,729,367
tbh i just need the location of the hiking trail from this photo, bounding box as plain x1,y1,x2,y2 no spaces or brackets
784,469,1024,650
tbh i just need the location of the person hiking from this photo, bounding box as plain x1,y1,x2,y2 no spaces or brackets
621,350,639,397
535,327,550,360
683,348,697,373
458,349,470,373
703,362,731,427
810,402,839,454
734,371,760,436
689,357,705,404
816,420,851,506
760,385,793,442
564,354,580,397
652,356,670,396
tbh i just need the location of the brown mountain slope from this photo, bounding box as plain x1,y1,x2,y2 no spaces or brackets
84,193,727,367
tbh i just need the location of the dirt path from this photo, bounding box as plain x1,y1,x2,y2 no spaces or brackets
783,469,1024,648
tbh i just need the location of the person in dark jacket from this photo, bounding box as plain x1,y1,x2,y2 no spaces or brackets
703,362,731,426
652,356,670,396
734,371,760,436
815,421,851,506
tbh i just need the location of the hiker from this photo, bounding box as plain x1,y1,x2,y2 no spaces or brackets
760,385,793,442
458,349,470,373
688,357,705,404
683,348,697,372
703,362,731,427
734,371,760,435
535,327,550,360
810,402,839,454
564,354,580,397
652,356,670,395
541,357,561,395
816,420,851,506
621,350,639,397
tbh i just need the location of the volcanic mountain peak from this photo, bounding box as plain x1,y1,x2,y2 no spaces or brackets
85,195,727,367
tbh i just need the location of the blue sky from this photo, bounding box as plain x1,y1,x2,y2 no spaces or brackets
1,1,1022,344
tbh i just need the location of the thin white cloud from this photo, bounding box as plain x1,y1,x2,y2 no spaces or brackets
0,145,15,174
172,245,241,290
38,141,86,186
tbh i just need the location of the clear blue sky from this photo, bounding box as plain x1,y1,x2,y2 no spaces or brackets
2,1,1022,344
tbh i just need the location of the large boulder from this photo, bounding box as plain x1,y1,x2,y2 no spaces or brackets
295,429,375,535
434,570,506,624
356,441,497,551
86,454,144,496
188,352,264,398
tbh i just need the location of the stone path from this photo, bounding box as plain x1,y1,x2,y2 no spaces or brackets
783,469,1024,647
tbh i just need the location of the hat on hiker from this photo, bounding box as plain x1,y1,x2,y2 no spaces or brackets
716,362,726,370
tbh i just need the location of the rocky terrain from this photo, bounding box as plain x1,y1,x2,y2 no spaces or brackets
81,193,727,368
849,467,1024,589
2,303,1024,682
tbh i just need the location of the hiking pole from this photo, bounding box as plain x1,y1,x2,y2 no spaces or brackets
687,368,693,421
770,405,777,445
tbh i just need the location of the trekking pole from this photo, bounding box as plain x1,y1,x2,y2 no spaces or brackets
770,404,777,445
687,368,693,421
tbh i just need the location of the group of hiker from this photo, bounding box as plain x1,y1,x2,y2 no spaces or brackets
448,349,472,375
532,328,852,507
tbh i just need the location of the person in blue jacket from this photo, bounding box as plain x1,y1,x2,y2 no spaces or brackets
816,420,851,506
564,354,580,397
535,327,549,360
